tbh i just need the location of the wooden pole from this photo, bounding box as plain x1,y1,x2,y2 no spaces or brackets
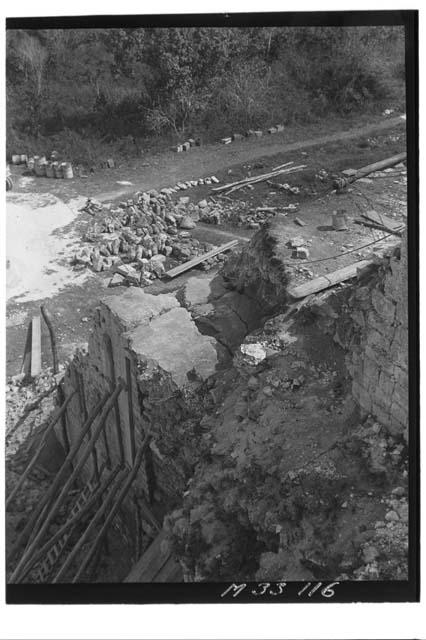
10,381,125,583
15,465,122,583
6,390,77,510
30,315,41,377
40,305,58,375
20,321,32,378
72,433,152,583
8,391,111,568
52,467,129,583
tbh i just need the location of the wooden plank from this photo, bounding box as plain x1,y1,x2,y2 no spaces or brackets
20,321,32,377
125,529,182,583
361,210,405,233
30,315,41,377
354,219,403,236
164,240,239,279
288,259,372,299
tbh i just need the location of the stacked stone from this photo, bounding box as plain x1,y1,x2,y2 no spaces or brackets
73,191,226,286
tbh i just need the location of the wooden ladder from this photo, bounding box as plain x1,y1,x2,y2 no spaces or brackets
35,478,97,582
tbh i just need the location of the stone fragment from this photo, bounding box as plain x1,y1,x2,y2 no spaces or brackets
198,199,208,208
180,216,196,230
289,236,305,248
385,510,399,522
239,343,266,366
362,546,379,563
109,273,126,287
247,376,259,390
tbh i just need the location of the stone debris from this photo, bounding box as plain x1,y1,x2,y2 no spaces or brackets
74,191,232,286
238,342,267,366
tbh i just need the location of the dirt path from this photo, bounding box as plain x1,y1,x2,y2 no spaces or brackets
94,115,406,201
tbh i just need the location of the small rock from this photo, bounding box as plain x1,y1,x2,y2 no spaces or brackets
262,386,273,397
362,545,379,563
247,376,259,390
179,216,196,230
239,343,266,366
385,510,399,522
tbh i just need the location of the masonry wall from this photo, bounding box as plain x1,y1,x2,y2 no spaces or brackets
57,288,219,532
348,237,408,439
311,236,408,440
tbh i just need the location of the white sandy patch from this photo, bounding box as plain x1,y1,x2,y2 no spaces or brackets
116,180,133,185
6,192,90,303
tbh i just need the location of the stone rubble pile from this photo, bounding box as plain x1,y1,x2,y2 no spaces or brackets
73,190,228,287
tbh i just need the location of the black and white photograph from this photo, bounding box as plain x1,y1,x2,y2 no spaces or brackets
3,9,419,608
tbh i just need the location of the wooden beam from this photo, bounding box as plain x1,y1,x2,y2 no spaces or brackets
164,240,239,279
20,321,32,378
361,210,405,233
30,315,41,377
288,259,372,299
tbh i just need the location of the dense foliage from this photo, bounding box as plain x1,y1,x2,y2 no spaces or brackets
6,26,405,161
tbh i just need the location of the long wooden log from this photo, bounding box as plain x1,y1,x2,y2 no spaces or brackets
6,390,77,510
225,166,306,195
71,433,152,583
165,240,238,279
30,315,42,377
15,465,122,583
353,152,406,180
211,164,305,192
288,260,372,299
336,152,407,191
40,305,59,375
20,321,32,378
9,384,124,581
52,467,129,583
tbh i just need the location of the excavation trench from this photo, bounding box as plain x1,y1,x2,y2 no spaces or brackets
7,219,408,583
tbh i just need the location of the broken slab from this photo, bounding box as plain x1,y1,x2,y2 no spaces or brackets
127,306,218,387
101,288,179,332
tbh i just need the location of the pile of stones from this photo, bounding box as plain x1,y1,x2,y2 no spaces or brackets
199,199,281,230
73,190,227,286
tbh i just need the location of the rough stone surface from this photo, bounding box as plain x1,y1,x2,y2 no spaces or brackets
127,307,218,387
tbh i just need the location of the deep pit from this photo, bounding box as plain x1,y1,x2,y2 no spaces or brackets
6,217,408,584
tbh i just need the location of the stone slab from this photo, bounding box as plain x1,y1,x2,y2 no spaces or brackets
101,288,179,331
127,307,218,387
